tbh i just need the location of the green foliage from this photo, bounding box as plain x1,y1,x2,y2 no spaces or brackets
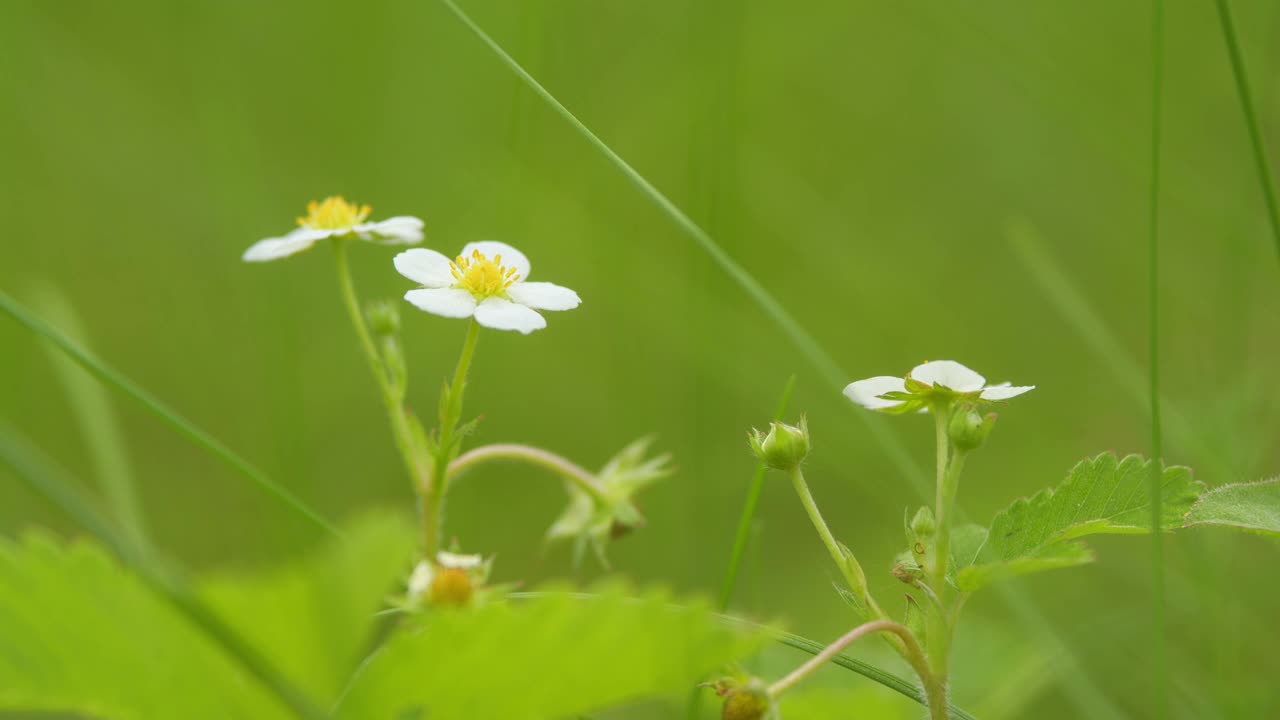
1183,478,1280,536
778,687,913,719
0,533,290,718
334,587,766,719
199,512,418,705
956,454,1203,591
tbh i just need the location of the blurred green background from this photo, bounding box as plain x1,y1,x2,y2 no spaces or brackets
2,0,1278,717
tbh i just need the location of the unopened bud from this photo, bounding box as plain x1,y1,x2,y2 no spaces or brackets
716,679,772,720
748,417,811,472
910,506,936,539
948,406,996,452
366,299,401,337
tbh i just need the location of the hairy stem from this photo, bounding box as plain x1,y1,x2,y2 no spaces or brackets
928,409,967,693
332,240,425,493
788,467,886,624
768,620,928,699
423,319,481,556
448,443,609,505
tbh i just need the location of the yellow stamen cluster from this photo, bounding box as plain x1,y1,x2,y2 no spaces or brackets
451,250,520,298
296,196,371,230
428,567,475,607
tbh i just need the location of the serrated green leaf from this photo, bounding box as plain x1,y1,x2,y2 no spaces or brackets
948,524,988,580
957,542,1096,592
199,511,417,705
334,586,766,718
0,534,291,719
1183,478,1280,536
958,453,1202,591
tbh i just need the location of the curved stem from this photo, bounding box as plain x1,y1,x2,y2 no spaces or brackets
767,620,928,699
448,443,609,505
788,467,886,623
332,240,425,492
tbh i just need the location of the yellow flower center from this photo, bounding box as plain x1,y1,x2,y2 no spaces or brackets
451,250,521,298
296,196,371,230
428,567,475,607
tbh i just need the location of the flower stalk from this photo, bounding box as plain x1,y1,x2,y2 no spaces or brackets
332,239,427,492
448,443,610,506
767,619,932,700
788,467,888,629
423,318,481,556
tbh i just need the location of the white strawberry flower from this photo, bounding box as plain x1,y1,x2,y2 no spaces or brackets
242,196,423,262
844,360,1034,413
394,241,580,334
406,551,489,606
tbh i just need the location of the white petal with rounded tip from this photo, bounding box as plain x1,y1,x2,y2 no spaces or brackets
508,281,580,311
437,551,483,569
241,228,330,262
843,376,908,409
407,561,433,597
909,360,985,391
461,240,531,280
980,384,1036,401
359,216,424,244
404,288,478,318
394,248,455,288
474,296,546,334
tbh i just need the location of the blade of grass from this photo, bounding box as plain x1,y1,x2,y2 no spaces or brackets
0,289,342,539
689,376,795,720
718,375,796,611
506,591,978,719
32,285,152,555
1213,0,1280,263
436,6,1127,714
1147,0,1167,716
1006,222,1234,479
761,625,978,720
436,0,924,489
0,420,326,720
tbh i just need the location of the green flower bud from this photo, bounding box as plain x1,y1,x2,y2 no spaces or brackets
910,506,936,539
366,299,401,337
948,405,997,452
748,417,811,472
716,679,773,720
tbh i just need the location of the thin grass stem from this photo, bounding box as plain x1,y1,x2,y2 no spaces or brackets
436,0,925,489
1147,0,1167,715
0,289,342,539
1214,0,1280,263
718,375,795,611
0,422,326,720
34,285,151,554
507,591,979,720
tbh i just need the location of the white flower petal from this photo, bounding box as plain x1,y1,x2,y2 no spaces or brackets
407,561,433,597
241,228,331,262
437,551,483,569
394,248,456,288
980,383,1036,401
474,296,546,334
507,281,580,311
461,241,531,280
404,288,478,318
843,376,908,409
359,216,424,245
909,360,986,392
